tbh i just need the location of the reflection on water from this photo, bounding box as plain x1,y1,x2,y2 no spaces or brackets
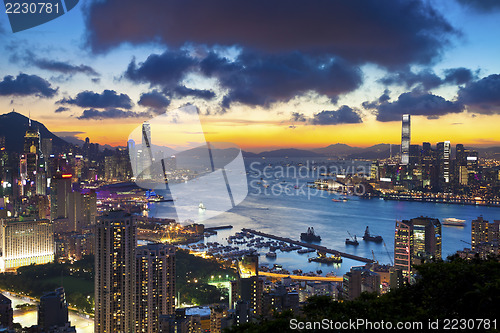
3,292,93,332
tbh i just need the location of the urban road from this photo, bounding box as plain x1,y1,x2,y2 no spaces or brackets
242,228,374,264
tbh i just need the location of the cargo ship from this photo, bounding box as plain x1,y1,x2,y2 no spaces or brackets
362,226,383,242
300,227,321,242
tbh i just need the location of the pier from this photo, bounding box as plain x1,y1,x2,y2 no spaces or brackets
242,228,374,264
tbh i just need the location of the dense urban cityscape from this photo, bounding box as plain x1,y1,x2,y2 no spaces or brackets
2,0,500,332
0,111,498,332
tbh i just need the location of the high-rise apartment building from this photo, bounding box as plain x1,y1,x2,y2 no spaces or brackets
136,243,176,333
95,211,137,333
471,216,500,250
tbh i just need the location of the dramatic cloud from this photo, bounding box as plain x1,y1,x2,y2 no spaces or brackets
125,51,197,90
0,73,58,98
58,90,133,109
443,67,476,85
77,108,149,120
55,106,70,113
173,86,216,100
379,69,443,90
85,0,455,68
367,90,464,122
33,59,100,76
138,90,171,109
125,50,362,109
458,74,500,113
311,106,363,125
291,112,307,122
380,67,476,90
456,0,500,11
202,51,362,108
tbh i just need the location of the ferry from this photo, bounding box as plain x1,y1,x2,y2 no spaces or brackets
442,218,466,227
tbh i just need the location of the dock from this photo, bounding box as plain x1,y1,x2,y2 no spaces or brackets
242,228,374,264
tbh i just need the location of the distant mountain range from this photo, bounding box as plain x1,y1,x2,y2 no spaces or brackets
2,111,500,160
0,111,69,153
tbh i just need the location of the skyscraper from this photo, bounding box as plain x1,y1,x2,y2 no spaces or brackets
136,243,176,333
401,114,411,165
50,173,72,221
437,141,451,189
95,211,137,333
38,287,75,332
394,217,442,279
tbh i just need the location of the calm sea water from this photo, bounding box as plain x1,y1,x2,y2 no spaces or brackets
149,158,500,275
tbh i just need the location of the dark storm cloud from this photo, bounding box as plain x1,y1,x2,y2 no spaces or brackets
125,50,362,109
0,73,58,98
173,86,216,100
311,106,362,125
124,51,197,90
456,0,500,11
33,59,100,76
291,112,307,122
85,0,456,68
458,74,500,113
138,90,171,109
443,67,476,85
55,106,70,113
203,51,362,108
58,90,133,109
379,69,443,90
77,108,149,120
380,67,476,90
367,90,464,122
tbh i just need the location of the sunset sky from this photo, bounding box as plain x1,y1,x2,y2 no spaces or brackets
1,0,500,152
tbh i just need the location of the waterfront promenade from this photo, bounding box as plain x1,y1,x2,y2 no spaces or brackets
242,228,374,263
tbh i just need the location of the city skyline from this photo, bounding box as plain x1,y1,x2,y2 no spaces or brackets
1,1,500,150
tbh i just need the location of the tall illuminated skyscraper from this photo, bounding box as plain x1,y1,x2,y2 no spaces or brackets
394,217,442,279
135,243,176,333
95,211,137,333
401,114,411,165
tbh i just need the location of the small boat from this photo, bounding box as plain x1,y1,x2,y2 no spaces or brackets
300,227,321,242
442,218,466,227
199,202,206,210
362,226,383,242
266,252,277,258
331,198,342,202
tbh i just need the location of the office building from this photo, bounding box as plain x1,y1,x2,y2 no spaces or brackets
95,211,137,333
394,217,442,279
401,114,411,165
136,243,176,333
38,287,75,332
0,218,54,272
342,266,381,300
437,141,451,189
0,293,13,330
50,173,72,221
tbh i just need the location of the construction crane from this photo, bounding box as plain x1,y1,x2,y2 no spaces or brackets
461,240,472,246
383,241,394,265
371,250,378,264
